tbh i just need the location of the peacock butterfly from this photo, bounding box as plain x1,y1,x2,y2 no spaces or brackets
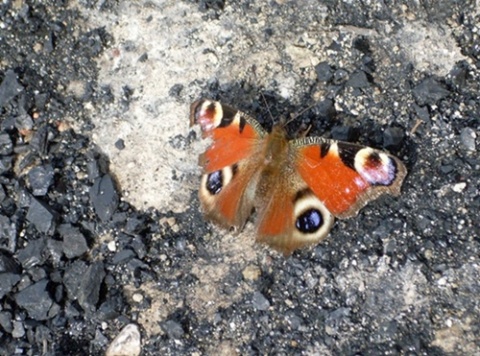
190,99,407,255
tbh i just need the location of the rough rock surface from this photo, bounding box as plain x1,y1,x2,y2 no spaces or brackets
0,0,479,355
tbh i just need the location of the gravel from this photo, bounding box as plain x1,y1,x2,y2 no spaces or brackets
1,0,479,355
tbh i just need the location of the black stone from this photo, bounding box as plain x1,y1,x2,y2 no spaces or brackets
125,217,144,234
114,139,125,150
138,53,148,62
89,175,119,222
16,151,36,176
79,262,106,313
58,224,89,259
313,99,336,120
17,237,47,269
353,36,372,55
130,237,147,259
87,160,101,181
28,164,55,196
14,279,53,320
449,62,468,88
346,71,370,88
96,299,121,321
26,198,56,234
162,319,184,339
112,249,136,264
112,212,128,225
0,69,24,108
168,83,184,98
439,164,454,174
0,215,17,253
383,127,405,150
125,258,149,274
34,325,53,349
331,126,356,142
0,133,13,156
413,104,430,122
0,185,5,202
332,69,349,85
0,311,13,333
63,260,88,301
315,61,333,82
0,156,13,174
14,113,34,132
43,32,55,53
0,196,16,217
0,250,20,273
29,125,50,155
252,291,270,311
412,77,450,106
0,273,21,299
17,187,32,208
29,266,48,282
34,93,49,111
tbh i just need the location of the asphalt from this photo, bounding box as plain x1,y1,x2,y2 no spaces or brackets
0,1,479,355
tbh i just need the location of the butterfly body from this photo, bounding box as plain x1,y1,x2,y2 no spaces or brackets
190,99,407,255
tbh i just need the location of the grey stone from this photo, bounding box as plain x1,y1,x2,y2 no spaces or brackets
28,165,55,196
0,70,24,108
26,198,56,234
162,320,184,339
252,291,270,311
89,175,119,222
58,224,88,259
460,127,476,151
0,133,13,156
15,279,53,320
412,77,450,106
0,273,21,299
78,261,106,313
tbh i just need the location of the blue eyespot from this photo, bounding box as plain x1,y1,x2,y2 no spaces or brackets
206,170,223,195
295,209,323,233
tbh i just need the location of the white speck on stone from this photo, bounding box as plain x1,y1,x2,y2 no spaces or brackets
437,277,447,286
107,241,117,252
132,293,143,303
460,127,476,151
452,182,467,193
105,324,141,356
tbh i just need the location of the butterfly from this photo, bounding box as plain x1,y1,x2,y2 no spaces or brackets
190,99,407,255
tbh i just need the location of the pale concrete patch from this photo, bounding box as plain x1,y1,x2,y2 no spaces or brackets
395,21,467,76
79,1,334,212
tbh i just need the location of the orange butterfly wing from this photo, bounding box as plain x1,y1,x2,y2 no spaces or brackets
190,99,266,227
293,138,407,219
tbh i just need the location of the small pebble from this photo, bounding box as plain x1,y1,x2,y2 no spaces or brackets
105,324,141,356
242,265,261,281
132,293,143,303
460,127,476,151
252,291,270,311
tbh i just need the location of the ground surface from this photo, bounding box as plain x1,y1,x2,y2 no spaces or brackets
0,0,479,355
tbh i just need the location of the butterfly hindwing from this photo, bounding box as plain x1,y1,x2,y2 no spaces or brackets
255,168,335,255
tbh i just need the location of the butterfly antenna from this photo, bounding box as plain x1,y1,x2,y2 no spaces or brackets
285,102,317,127
260,92,275,126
